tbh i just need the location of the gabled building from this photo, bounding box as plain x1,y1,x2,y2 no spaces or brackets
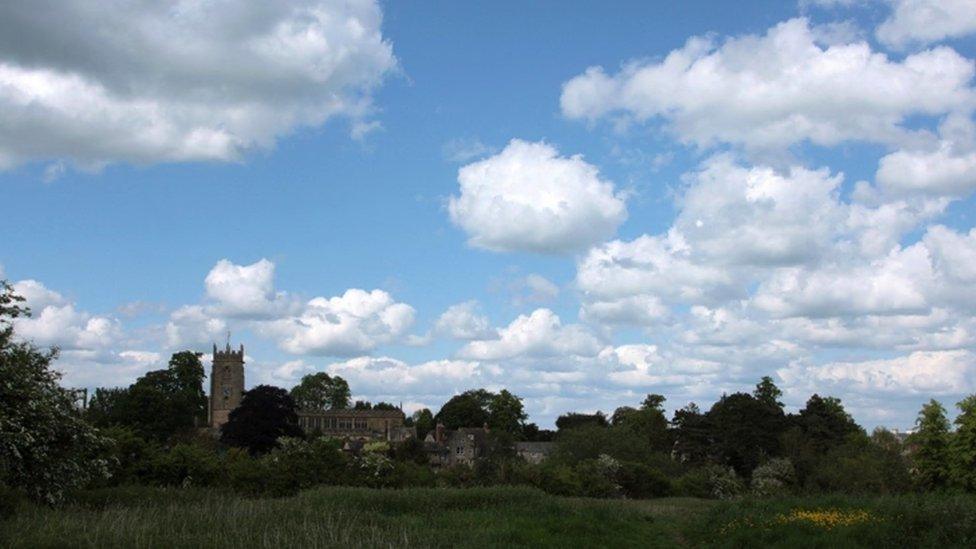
297,408,415,442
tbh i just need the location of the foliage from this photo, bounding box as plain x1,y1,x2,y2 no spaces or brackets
751,458,796,497
0,281,110,504
555,411,608,431
411,407,435,440
434,388,527,436
950,394,976,491
145,442,221,487
909,399,952,490
86,351,207,442
289,372,350,411
706,392,784,476
220,385,303,455
487,389,528,434
616,461,673,499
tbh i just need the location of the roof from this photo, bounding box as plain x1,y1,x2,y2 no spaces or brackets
297,408,404,418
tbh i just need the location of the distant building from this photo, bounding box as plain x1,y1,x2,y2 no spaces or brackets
208,342,245,430
296,408,415,442
424,423,489,467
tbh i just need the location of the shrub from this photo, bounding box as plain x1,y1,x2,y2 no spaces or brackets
575,456,621,498
145,443,221,487
617,461,672,499
674,465,745,499
709,466,746,500
751,458,796,497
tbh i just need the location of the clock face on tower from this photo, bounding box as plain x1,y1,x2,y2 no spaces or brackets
222,386,231,398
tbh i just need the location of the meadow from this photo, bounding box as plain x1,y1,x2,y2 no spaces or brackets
3,486,976,548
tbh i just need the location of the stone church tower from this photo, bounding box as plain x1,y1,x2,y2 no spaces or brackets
209,342,245,430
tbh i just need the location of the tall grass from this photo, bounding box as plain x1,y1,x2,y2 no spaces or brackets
1,486,701,548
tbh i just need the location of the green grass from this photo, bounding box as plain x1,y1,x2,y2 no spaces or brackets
4,487,975,548
0,486,711,548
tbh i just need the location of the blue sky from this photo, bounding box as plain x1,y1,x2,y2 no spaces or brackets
3,0,976,429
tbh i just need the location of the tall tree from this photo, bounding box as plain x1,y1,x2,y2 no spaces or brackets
949,395,976,490
487,389,528,435
909,399,952,490
0,281,109,503
221,385,303,455
671,403,712,464
707,392,784,475
411,408,435,440
290,373,350,411
753,376,784,410
435,389,493,429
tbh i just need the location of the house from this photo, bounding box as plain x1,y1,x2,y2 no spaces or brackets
424,423,489,466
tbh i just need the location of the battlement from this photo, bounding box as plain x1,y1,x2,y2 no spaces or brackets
213,343,245,361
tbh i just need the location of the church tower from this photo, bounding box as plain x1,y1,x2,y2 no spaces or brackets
209,342,245,430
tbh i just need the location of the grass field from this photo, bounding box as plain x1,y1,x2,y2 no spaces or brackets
3,486,976,548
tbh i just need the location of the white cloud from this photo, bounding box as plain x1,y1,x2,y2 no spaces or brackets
433,301,493,340
204,258,294,318
458,308,603,360
753,242,935,317
12,279,121,351
264,289,414,356
780,350,976,395
599,344,724,388
560,18,975,153
0,0,396,169
508,273,560,307
675,156,845,266
877,115,976,197
165,305,227,348
876,0,976,50
326,356,484,395
448,139,627,253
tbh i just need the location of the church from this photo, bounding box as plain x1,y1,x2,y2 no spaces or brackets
207,342,412,442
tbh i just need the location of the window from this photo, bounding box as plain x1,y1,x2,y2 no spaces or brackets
354,419,367,430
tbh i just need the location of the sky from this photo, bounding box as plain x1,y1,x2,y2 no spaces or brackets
3,0,976,429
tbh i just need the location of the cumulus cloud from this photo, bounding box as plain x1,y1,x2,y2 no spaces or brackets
0,0,396,169
560,18,975,153
327,356,484,395
433,301,493,340
263,289,414,356
12,279,121,351
780,350,976,395
458,308,603,360
877,115,976,198
165,305,228,348
448,139,627,253
204,259,295,318
876,0,976,50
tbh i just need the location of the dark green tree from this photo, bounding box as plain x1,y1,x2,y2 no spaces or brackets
671,403,712,464
706,392,784,475
290,373,350,411
435,389,493,429
0,281,109,503
908,399,952,489
487,389,528,435
753,376,784,410
950,395,976,490
221,385,303,455
555,412,608,431
412,408,435,440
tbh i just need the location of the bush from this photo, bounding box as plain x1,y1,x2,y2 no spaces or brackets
575,456,621,498
226,454,297,498
145,443,221,487
617,461,672,499
265,437,349,489
674,465,745,499
751,458,796,497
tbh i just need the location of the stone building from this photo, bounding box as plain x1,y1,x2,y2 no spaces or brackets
296,408,414,442
424,424,489,467
209,342,245,430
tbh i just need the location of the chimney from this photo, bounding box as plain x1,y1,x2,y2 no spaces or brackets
435,423,446,444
